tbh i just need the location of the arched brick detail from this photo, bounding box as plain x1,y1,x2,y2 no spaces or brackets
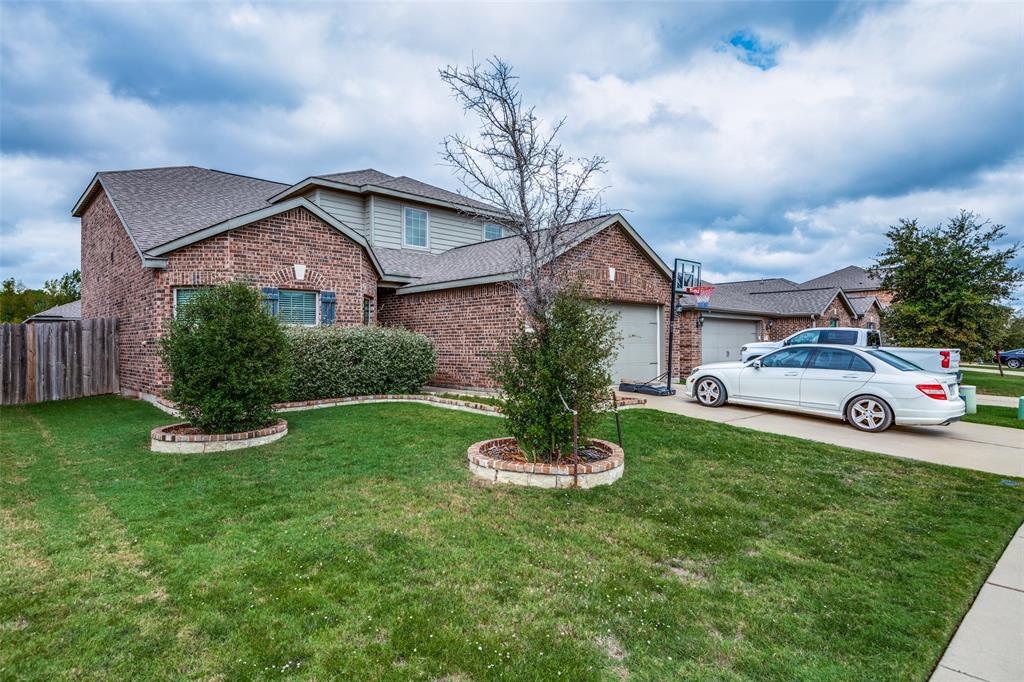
269,265,328,290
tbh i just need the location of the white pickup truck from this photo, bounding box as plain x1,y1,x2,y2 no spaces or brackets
740,327,961,378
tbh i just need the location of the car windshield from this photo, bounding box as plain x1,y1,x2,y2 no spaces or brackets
865,349,923,371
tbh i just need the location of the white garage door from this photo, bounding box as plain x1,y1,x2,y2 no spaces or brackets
603,303,661,383
701,318,759,364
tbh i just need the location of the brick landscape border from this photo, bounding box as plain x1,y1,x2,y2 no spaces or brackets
145,391,644,418
468,437,625,489
150,419,288,453
274,394,506,415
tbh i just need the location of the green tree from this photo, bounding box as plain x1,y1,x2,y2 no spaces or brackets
995,311,1024,352
872,210,1022,357
160,282,291,433
0,279,49,323
490,285,620,462
43,268,80,305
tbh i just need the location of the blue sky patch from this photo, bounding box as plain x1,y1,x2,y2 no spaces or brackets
723,30,780,70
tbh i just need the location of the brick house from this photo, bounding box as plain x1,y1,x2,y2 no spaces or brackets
677,267,886,367
73,166,678,399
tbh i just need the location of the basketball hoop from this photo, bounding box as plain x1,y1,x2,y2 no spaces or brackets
688,285,715,309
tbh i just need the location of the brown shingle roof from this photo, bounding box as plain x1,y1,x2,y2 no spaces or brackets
800,265,882,291
92,166,287,252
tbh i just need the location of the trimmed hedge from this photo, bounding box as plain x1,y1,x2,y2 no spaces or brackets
284,325,437,400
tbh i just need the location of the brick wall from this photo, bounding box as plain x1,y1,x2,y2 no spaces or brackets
378,222,685,388
854,288,894,305
377,283,523,387
81,191,164,394
81,193,378,396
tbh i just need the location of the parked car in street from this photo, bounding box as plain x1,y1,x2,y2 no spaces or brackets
995,349,1024,369
686,344,965,432
739,326,961,379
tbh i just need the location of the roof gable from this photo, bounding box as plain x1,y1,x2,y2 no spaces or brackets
144,197,387,277
72,167,287,253
268,171,503,214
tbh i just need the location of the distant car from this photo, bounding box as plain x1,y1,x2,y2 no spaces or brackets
740,326,961,379
996,349,1024,369
685,344,965,432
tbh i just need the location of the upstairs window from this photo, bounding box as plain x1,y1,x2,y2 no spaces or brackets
483,223,503,240
404,207,429,248
278,290,317,326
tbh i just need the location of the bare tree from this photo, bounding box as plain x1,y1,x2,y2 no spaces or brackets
439,57,607,326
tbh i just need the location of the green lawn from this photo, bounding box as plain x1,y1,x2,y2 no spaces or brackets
2,397,1021,681
962,404,1024,429
961,370,1024,397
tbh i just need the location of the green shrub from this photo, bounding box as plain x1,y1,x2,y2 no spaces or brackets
160,282,290,433
284,325,436,400
490,286,620,461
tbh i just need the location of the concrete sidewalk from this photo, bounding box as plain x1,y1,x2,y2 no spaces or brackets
977,394,1022,408
629,394,1024,478
931,524,1024,682
963,365,1024,377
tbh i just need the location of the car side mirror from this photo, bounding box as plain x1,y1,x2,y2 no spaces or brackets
752,359,762,369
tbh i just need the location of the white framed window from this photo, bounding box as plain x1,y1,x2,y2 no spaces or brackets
278,289,318,326
173,287,200,318
403,207,429,248
483,222,503,240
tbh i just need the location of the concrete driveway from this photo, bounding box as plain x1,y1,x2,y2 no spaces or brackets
630,394,1024,478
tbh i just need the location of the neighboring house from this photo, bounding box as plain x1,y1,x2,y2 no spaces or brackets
799,265,893,305
24,300,81,324
677,267,886,365
73,166,677,399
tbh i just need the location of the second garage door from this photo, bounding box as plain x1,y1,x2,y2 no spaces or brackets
603,303,661,383
701,317,759,364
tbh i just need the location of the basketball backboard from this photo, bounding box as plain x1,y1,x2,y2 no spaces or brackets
673,259,701,293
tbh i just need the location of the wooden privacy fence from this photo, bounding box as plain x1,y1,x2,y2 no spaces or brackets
0,319,119,405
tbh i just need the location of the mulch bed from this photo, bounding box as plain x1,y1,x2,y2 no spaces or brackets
480,439,614,465
158,422,277,437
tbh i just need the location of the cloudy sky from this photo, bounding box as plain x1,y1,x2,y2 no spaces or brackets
1,1,1022,291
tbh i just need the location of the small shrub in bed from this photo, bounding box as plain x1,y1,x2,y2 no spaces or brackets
490,285,620,462
160,282,290,433
284,326,436,400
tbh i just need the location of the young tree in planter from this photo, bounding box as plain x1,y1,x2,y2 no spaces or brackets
491,285,620,461
440,57,619,461
871,210,1022,358
160,282,291,434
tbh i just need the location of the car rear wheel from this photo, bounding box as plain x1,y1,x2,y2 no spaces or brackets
1008,358,1022,369
845,396,894,432
695,377,727,407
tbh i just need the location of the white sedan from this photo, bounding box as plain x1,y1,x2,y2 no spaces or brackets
684,345,965,432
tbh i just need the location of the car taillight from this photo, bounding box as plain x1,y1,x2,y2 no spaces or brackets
916,384,948,400
940,350,950,369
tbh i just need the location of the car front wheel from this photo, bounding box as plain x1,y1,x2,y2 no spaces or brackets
845,396,894,432
695,377,727,407
1008,358,1022,369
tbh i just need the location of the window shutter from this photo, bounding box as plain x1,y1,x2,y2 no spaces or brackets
261,287,280,317
321,291,336,325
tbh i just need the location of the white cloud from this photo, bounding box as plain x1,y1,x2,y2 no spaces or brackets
566,1,1022,215
658,158,1024,286
0,1,1020,290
